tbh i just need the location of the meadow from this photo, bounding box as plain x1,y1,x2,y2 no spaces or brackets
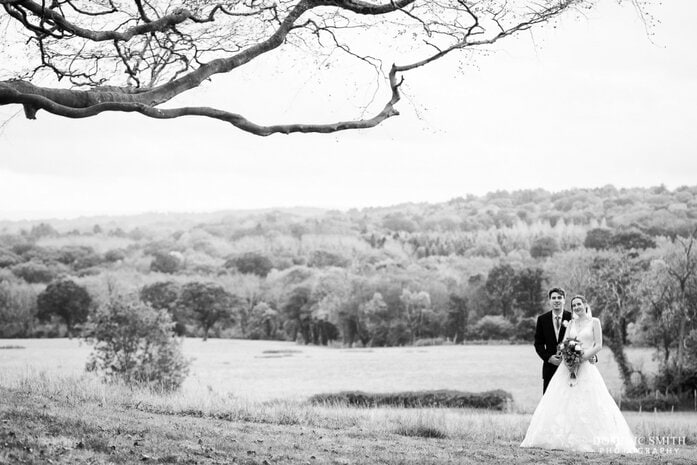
1,339,695,464
0,338,660,411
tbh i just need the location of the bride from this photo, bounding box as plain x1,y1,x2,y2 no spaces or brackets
520,295,638,453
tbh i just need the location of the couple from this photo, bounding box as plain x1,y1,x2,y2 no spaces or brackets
520,287,637,453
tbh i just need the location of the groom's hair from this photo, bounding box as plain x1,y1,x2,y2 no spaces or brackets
547,287,566,299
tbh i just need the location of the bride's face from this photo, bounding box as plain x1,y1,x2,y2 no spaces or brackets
571,298,586,317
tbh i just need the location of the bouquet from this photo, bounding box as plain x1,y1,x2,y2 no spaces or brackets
557,337,583,386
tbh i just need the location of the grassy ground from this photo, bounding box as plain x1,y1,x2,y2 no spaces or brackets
1,373,696,465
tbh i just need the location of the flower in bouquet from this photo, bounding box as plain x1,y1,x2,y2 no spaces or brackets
557,337,584,386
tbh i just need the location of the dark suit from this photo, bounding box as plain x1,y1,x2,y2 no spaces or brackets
534,310,572,394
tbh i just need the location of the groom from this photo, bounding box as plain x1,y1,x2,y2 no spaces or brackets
534,287,572,394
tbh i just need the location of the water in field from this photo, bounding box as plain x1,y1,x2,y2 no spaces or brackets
0,338,657,412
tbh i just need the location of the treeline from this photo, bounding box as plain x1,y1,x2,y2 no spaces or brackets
1,185,697,398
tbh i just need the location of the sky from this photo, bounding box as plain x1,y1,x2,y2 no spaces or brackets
1,0,696,221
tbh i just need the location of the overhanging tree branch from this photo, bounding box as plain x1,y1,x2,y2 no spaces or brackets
0,0,650,135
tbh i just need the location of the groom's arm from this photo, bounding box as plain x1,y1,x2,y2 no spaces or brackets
534,315,551,362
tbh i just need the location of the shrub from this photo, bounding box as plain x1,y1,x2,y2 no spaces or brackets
514,317,537,342
11,261,55,283
85,298,189,390
414,337,452,347
472,315,514,340
309,389,513,410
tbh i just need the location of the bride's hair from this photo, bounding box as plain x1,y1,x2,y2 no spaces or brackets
570,295,592,319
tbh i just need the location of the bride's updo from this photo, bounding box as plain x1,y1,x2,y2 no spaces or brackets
570,295,592,319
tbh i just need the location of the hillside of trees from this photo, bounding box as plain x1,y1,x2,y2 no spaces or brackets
1,185,697,398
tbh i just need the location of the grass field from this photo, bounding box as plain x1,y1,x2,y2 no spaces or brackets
1,338,694,464
0,338,661,411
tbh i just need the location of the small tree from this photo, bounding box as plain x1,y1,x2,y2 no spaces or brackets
85,298,189,390
37,279,92,337
178,282,237,340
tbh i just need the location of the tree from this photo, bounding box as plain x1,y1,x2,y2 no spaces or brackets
0,0,647,135
444,294,469,343
37,279,92,337
584,228,613,250
140,281,185,335
10,261,56,283
224,252,274,278
85,297,190,390
658,232,697,390
513,267,546,318
247,302,280,340
485,263,516,319
399,289,432,343
150,251,182,274
530,236,559,258
282,286,315,343
588,252,646,390
0,280,37,337
610,229,656,251
177,281,237,340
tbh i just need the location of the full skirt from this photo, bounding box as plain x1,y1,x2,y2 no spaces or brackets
520,361,637,453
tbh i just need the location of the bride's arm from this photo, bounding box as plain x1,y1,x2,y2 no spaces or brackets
582,318,603,361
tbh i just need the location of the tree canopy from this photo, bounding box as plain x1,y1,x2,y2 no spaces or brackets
0,0,651,135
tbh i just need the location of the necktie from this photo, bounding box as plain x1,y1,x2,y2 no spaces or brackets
555,316,560,333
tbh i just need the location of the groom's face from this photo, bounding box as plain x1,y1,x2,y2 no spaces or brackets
549,292,565,314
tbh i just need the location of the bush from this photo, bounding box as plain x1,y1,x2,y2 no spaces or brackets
85,298,189,390
309,389,513,410
414,337,452,347
11,261,56,283
514,317,537,341
472,315,514,340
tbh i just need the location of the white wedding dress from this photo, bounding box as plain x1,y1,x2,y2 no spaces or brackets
520,318,637,453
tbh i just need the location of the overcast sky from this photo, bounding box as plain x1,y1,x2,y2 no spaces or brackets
1,0,696,221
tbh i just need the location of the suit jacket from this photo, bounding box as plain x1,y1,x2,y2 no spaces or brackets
534,310,572,380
